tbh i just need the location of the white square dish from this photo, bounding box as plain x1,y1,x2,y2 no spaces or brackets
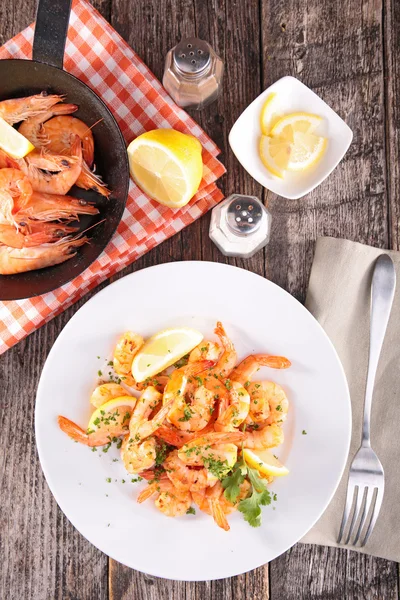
228,76,353,199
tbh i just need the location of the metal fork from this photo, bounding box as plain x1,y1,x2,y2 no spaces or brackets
337,254,396,547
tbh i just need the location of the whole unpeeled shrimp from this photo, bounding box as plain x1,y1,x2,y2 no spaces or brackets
231,354,291,385
0,92,65,125
0,168,32,225
18,103,78,148
246,381,288,425
0,235,87,275
20,134,83,195
42,115,94,166
0,222,76,249
113,331,144,387
137,480,192,517
42,115,110,197
14,191,98,223
163,360,213,431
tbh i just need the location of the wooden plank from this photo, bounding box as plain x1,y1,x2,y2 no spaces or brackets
384,0,400,251
260,0,399,597
0,4,111,600
108,0,268,598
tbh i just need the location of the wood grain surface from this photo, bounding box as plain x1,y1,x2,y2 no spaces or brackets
0,0,399,599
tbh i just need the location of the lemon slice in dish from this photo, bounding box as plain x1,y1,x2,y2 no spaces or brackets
243,448,289,478
286,131,327,171
0,116,34,158
259,134,291,178
270,112,323,140
132,327,203,382
260,92,282,135
127,129,203,208
87,396,137,433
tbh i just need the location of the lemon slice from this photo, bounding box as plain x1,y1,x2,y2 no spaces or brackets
270,112,323,141
259,135,290,178
132,327,203,382
87,396,137,433
243,448,289,478
0,116,34,158
127,129,203,208
287,132,327,171
260,93,282,135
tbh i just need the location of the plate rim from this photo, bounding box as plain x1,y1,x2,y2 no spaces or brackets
35,260,352,580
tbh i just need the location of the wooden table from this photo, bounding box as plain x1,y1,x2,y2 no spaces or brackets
1,0,399,598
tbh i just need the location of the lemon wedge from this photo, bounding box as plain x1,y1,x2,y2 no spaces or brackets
243,448,289,478
0,116,34,159
270,112,323,139
87,396,137,432
127,129,203,208
260,92,282,135
131,327,203,382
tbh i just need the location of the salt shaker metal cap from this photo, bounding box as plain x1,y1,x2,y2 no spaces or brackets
209,194,272,258
163,37,223,110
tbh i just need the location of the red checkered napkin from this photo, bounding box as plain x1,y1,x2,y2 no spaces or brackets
0,0,225,355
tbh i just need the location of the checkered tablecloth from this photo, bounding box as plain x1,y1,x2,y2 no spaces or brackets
0,0,225,355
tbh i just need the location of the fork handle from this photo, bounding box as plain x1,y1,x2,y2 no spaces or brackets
362,254,396,445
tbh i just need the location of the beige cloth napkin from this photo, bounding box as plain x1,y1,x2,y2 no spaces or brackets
301,237,400,562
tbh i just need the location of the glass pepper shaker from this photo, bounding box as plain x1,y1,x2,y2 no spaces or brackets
209,194,272,258
163,38,224,110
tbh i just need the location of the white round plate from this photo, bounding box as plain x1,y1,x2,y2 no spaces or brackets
35,261,351,581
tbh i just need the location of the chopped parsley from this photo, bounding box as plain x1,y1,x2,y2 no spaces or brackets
203,454,229,479
225,379,232,390
155,441,173,466
98,370,102,377
186,507,196,515
131,476,143,483
178,404,193,422
302,430,307,435
106,477,111,483
276,405,282,412
195,376,203,386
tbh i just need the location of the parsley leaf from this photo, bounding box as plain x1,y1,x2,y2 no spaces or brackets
238,467,271,527
186,506,196,515
221,460,245,503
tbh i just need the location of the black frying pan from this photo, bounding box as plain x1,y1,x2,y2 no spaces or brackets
0,0,129,301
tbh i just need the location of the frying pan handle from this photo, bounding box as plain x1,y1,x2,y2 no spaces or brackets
32,0,72,69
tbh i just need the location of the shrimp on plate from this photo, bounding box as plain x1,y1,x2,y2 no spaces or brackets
58,321,292,531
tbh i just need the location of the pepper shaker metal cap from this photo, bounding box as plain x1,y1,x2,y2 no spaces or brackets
209,194,272,258
163,38,223,110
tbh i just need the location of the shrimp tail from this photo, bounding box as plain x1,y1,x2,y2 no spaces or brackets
58,415,89,446
139,469,169,481
137,483,158,503
154,425,185,447
259,355,292,369
210,499,230,531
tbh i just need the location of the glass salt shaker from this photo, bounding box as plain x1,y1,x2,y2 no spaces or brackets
163,38,224,110
209,194,272,258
